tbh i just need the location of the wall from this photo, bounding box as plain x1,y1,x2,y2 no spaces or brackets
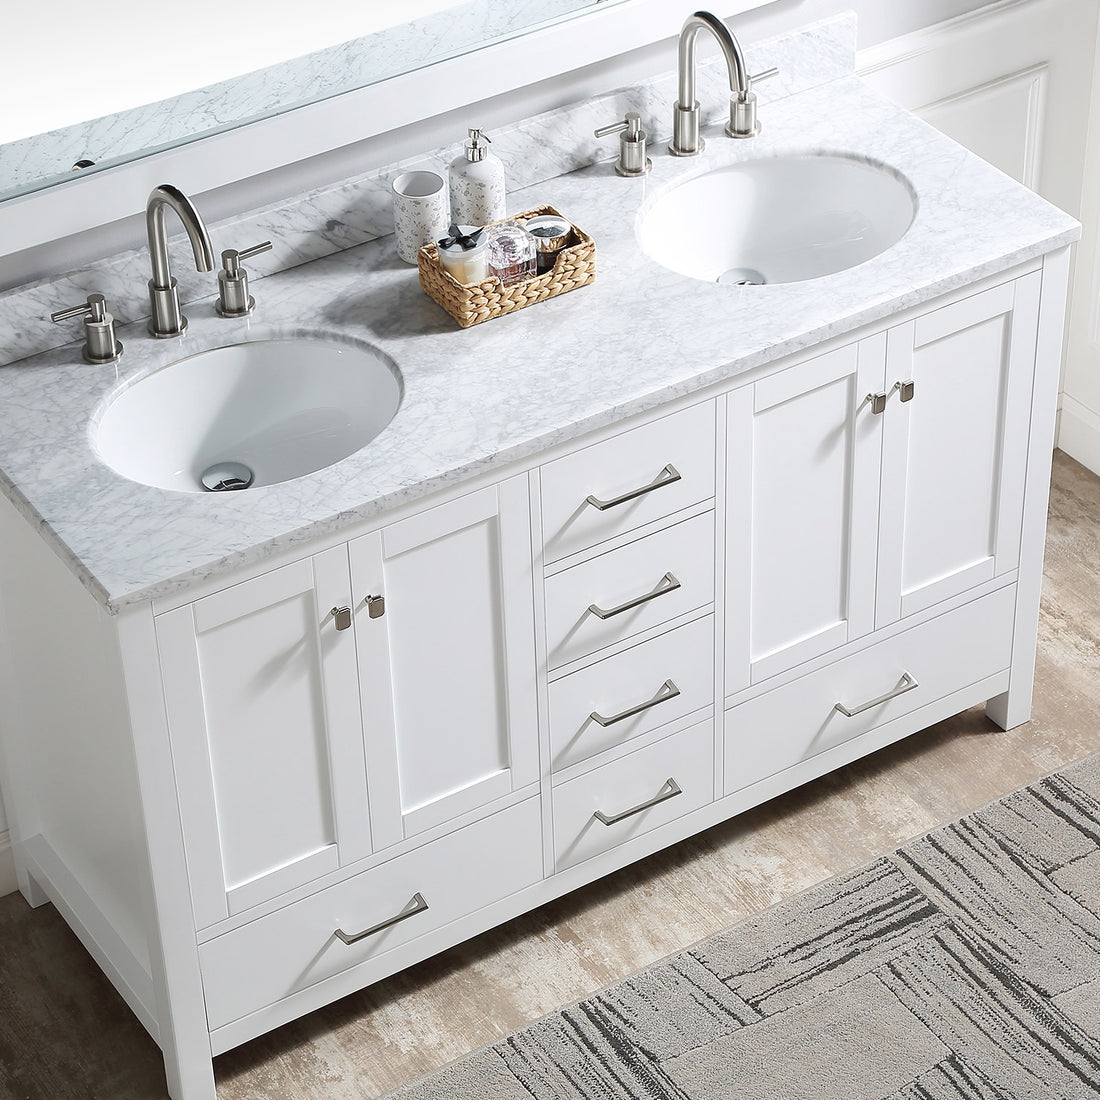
0,0,1096,896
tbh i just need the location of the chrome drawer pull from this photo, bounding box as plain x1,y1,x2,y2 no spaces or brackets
834,672,919,718
593,777,682,826
334,892,429,945
590,679,681,727
588,571,681,620
585,463,681,511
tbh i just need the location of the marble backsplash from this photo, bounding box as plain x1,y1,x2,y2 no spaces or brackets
0,13,854,368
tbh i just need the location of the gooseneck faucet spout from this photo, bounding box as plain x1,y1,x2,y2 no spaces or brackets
146,184,215,338
669,11,775,156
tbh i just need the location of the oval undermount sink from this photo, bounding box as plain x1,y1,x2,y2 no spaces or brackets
94,338,402,493
638,153,916,285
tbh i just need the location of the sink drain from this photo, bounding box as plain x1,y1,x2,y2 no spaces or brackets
201,461,255,492
717,267,767,286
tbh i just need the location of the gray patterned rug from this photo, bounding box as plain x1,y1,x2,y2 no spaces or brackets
387,753,1100,1099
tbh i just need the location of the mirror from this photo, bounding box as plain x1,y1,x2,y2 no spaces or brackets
0,0,619,203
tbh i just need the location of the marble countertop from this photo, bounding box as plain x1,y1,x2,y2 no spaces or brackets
0,75,1080,612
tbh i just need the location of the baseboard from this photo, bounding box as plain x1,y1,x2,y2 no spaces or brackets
0,830,16,897
1056,395,1100,476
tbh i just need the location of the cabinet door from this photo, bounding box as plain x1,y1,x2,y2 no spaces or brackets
156,548,371,929
726,338,885,693
876,275,1039,625
350,476,539,849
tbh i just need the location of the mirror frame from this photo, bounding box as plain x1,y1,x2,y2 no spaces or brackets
0,0,763,257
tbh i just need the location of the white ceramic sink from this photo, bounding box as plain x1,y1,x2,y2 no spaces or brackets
638,153,916,285
94,338,402,493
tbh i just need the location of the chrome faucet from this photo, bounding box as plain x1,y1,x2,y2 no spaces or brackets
669,11,777,156
146,184,215,338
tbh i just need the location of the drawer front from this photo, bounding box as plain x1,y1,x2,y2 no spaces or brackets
199,798,542,1031
725,586,1016,794
545,511,715,669
549,615,714,772
540,402,716,563
552,719,713,872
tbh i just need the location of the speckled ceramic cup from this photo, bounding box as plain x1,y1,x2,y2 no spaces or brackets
391,170,449,264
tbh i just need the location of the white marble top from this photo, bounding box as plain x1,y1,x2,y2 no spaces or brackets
0,76,1080,612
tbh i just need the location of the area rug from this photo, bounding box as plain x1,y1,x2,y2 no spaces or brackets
386,753,1100,1099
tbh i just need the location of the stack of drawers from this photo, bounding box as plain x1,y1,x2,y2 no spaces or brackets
537,401,719,871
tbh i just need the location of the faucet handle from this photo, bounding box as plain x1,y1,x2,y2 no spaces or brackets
594,112,652,177
51,292,123,364
729,67,780,138
216,240,272,317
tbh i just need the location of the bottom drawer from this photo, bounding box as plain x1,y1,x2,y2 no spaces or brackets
725,586,1016,794
199,798,542,1031
552,719,713,872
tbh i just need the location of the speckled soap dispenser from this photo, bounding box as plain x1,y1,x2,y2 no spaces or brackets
449,127,507,225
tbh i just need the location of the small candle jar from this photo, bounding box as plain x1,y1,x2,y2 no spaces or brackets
523,214,573,274
437,225,489,284
486,221,537,285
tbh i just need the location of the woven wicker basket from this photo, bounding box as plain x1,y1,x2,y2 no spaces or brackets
418,205,596,328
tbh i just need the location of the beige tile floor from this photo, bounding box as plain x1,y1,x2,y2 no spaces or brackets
1,450,1098,1100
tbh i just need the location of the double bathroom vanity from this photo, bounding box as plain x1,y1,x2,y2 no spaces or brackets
0,13,1080,1100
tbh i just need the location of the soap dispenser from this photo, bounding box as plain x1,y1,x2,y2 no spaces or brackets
449,128,506,225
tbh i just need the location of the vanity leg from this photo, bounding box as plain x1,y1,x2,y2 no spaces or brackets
988,247,1070,735
161,1045,217,1100
986,685,1030,732
116,606,218,1100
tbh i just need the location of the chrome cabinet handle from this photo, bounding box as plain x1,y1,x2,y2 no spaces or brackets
866,391,887,414
590,679,681,727
593,778,682,826
331,606,352,631
334,892,429,945
834,672,919,718
588,571,681,620
585,463,681,511
893,379,916,402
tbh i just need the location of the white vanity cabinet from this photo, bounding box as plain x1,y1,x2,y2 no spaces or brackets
0,249,1071,1100
156,476,540,934
347,476,540,847
156,550,372,928
723,272,1043,794
875,276,1037,625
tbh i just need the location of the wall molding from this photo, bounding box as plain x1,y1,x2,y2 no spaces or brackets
856,0,1036,75
0,830,15,897
1056,395,1100,473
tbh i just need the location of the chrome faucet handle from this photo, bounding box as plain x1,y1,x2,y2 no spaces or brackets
728,66,779,138
51,292,123,364
216,240,272,318
594,112,652,177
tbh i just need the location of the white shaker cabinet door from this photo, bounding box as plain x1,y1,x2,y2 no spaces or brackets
349,476,539,849
156,547,371,930
876,274,1039,625
726,337,886,693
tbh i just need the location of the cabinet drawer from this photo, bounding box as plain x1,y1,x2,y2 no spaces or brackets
545,511,714,669
199,798,542,1031
725,586,1016,794
540,402,716,563
552,719,713,872
549,616,714,772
